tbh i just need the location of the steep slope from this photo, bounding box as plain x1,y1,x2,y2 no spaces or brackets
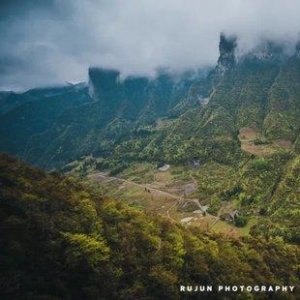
0,84,92,160
155,38,300,165
0,91,29,115
250,153,300,243
263,54,300,140
1,35,300,173
82,36,300,244
1,153,300,299
123,37,287,165
21,70,198,168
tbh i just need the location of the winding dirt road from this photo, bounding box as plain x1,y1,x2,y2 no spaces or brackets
89,172,218,226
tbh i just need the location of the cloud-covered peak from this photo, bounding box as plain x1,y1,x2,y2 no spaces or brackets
1,0,300,90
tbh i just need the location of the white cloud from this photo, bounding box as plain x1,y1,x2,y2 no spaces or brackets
0,0,300,90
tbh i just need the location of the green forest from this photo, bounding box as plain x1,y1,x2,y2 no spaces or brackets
1,153,300,299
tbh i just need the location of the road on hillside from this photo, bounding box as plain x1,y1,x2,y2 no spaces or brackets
89,172,218,225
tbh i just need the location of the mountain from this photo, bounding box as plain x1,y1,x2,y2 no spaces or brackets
0,69,201,169
0,83,93,166
2,33,300,298
103,35,300,167
0,84,89,114
1,35,300,169
1,34,300,243
1,153,300,299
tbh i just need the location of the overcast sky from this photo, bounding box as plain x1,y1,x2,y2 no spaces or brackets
0,0,300,91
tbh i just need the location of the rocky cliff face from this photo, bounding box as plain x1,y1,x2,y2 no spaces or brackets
217,33,237,75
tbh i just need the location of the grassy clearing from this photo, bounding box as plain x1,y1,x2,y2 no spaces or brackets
211,220,240,237
238,127,292,156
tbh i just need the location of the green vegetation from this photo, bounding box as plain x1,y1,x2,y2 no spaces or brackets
1,153,300,299
2,38,300,175
2,36,300,298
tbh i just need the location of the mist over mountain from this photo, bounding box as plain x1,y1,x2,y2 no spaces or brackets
1,33,300,170
2,3,300,298
1,0,300,90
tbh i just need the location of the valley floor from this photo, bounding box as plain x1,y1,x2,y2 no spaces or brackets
88,165,251,237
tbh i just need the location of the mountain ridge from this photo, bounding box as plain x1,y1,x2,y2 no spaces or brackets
1,35,300,169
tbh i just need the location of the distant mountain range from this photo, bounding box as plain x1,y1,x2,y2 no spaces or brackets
1,34,300,170
3,34,300,297
0,66,202,168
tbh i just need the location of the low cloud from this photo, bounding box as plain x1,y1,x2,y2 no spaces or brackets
0,0,300,90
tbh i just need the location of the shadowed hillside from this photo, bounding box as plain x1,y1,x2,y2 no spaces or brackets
1,153,300,299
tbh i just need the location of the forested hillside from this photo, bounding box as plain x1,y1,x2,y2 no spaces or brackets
1,36,300,171
1,153,300,299
2,34,300,245
0,83,92,164
0,70,200,169
2,0,300,298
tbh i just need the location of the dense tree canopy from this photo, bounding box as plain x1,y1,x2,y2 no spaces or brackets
1,153,300,299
